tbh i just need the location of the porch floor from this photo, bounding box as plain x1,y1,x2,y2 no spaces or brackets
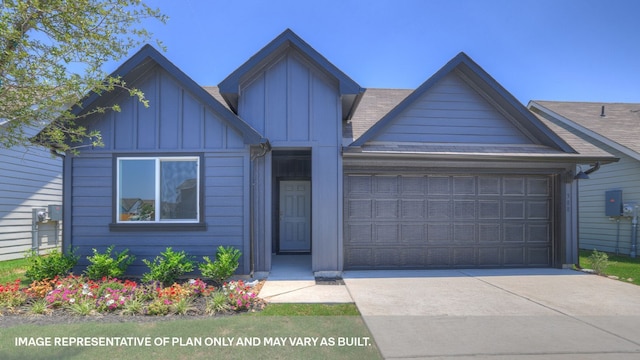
259,255,353,303
268,254,313,280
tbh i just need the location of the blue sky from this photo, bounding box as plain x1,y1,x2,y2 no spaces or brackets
120,0,640,104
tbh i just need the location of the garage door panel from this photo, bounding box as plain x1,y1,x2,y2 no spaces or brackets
529,247,551,266
427,223,452,242
344,173,553,269
428,176,451,194
401,176,425,194
453,176,476,195
479,224,501,242
504,224,525,242
527,223,551,244
401,224,425,242
374,248,401,267
504,201,525,219
527,177,550,196
479,177,501,195
375,224,399,243
503,177,526,195
346,224,372,243
403,248,427,267
346,175,372,194
428,200,452,219
374,176,398,194
401,199,425,218
453,224,475,243
345,248,372,268
347,199,372,219
479,200,500,219
375,199,398,218
503,247,526,266
427,248,451,267
454,200,476,219
453,248,475,266
528,200,550,219
478,247,501,265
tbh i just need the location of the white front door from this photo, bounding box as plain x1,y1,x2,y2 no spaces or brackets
279,180,311,252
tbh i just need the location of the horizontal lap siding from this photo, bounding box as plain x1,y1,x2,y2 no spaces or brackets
373,72,531,144
576,144,640,254
70,154,248,275
0,143,62,261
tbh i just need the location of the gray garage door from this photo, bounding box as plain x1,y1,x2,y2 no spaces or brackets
344,174,554,269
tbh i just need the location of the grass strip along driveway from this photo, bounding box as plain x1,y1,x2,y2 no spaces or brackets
579,249,640,286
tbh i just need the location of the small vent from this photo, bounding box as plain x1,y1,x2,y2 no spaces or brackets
600,105,606,117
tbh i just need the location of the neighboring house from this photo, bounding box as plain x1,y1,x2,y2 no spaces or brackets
529,101,640,256
44,30,616,277
0,124,63,261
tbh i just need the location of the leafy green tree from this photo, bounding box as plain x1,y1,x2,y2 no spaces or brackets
0,0,166,152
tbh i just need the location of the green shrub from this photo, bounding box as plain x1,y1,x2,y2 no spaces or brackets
84,246,136,280
205,290,231,315
199,246,241,285
589,249,610,275
141,247,195,286
24,248,79,282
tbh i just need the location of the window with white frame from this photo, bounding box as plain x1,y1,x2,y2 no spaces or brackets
117,156,200,223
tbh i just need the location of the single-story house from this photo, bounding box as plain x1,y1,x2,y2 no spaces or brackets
47,29,617,277
0,124,63,261
529,101,640,256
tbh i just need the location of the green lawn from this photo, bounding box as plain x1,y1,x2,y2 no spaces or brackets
579,249,640,286
0,258,27,284
0,304,380,360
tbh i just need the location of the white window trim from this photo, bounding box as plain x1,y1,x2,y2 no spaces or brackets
116,156,200,224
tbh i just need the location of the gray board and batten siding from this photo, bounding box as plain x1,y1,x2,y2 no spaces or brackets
231,46,347,273
0,126,62,261
65,63,254,275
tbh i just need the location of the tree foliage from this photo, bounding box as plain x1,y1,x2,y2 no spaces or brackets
0,0,166,152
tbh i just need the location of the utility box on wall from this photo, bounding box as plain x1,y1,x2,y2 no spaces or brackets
605,190,623,217
48,204,62,221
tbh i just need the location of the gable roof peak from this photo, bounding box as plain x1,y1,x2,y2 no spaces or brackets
67,44,263,145
351,52,575,153
218,29,363,119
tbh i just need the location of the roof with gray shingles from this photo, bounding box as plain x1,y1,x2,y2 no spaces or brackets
530,101,640,156
344,88,413,140
204,85,616,161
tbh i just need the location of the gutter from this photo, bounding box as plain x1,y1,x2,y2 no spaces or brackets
342,148,619,164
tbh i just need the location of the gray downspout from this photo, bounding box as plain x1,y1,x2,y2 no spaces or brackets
631,205,638,258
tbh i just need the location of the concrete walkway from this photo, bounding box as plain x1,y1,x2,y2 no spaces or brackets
344,268,640,360
258,255,352,303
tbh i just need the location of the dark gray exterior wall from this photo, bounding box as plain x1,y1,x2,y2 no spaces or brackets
65,66,252,275
240,49,343,273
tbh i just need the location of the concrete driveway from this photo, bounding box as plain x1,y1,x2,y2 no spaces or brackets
343,268,640,360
